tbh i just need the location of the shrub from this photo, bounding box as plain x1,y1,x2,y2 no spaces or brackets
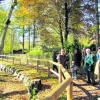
27,47,43,57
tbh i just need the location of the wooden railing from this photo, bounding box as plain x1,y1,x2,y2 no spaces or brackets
0,55,72,100
45,62,72,100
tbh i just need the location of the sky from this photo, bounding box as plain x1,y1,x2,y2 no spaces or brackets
0,0,12,10
98,0,100,11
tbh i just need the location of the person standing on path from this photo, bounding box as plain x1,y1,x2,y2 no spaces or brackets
84,48,96,85
57,48,69,69
94,47,100,84
73,48,82,74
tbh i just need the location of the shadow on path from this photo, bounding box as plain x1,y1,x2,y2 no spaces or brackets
0,90,27,98
73,82,95,99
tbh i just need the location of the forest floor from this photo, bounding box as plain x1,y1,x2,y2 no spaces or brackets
0,60,100,100
0,71,29,100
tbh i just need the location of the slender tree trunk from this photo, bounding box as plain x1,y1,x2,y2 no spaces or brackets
10,33,14,54
10,32,14,54
0,0,17,54
12,32,14,54
22,26,25,51
65,2,69,42
28,26,31,51
59,19,64,48
33,21,36,48
10,33,12,54
96,0,100,46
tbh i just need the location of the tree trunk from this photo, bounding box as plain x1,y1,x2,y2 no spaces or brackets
33,21,36,48
28,26,31,51
0,0,17,54
22,26,25,52
59,19,64,48
96,0,100,46
10,32,14,54
64,2,69,42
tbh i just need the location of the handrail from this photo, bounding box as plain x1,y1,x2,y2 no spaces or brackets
45,63,72,100
45,77,72,100
0,55,73,100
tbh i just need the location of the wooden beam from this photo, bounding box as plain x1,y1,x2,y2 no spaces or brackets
45,77,72,100
67,82,73,100
50,68,59,77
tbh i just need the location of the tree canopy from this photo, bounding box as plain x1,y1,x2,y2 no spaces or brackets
0,0,99,53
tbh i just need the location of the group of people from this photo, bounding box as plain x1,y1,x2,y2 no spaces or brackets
52,47,100,86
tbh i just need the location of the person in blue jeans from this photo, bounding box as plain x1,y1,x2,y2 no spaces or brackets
70,61,78,80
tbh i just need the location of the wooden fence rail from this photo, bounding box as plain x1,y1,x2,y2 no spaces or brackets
0,55,72,100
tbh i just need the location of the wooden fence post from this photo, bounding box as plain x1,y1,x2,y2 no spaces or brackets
36,60,39,72
59,65,62,83
48,62,51,78
2,56,3,62
13,57,14,64
67,82,73,100
27,58,28,65
7,56,8,62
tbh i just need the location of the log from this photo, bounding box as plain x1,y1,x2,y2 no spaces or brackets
34,79,42,91
29,79,42,95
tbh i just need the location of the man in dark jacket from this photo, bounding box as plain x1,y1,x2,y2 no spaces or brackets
57,48,69,69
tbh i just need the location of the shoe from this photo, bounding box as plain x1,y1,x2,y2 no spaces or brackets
87,81,91,84
92,82,96,86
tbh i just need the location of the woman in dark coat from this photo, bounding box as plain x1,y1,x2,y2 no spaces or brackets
73,48,82,73
74,48,82,67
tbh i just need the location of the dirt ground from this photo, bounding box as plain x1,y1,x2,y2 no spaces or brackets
0,61,100,100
